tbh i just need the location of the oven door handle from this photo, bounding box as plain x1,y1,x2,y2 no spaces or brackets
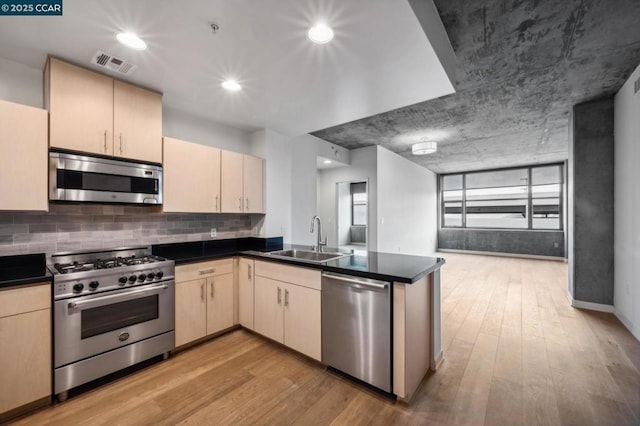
67,284,169,311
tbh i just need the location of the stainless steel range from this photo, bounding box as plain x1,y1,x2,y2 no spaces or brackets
49,247,175,401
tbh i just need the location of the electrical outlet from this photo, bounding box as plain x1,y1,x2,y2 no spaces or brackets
210,228,217,238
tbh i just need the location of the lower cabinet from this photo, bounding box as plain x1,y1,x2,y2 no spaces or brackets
253,261,321,361
237,258,255,330
0,283,51,421
175,259,234,347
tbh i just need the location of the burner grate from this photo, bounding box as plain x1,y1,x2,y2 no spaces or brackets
54,255,163,274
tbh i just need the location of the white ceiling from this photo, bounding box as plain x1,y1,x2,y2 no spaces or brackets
0,0,455,136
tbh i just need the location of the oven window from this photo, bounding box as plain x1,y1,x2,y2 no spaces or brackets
57,170,158,194
81,295,159,339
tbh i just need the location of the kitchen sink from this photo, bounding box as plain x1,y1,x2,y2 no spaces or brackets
265,249,349,263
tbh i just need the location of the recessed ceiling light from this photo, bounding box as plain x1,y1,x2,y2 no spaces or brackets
221,80,242,92
307,23,334,44
116,32,147,50
323,159,332,164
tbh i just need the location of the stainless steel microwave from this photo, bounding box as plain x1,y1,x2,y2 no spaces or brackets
49,152,163,204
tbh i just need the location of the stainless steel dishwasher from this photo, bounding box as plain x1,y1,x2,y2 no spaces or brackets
321,272,392,393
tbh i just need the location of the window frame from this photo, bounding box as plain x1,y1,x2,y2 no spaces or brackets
351,183,367,227
440,163,564,231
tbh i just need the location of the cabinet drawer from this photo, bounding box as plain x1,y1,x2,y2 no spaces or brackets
175,258,234,282
254,260,321,291
0,283,50,318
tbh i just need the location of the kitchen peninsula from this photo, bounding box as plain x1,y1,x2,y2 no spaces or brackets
153,238,445,402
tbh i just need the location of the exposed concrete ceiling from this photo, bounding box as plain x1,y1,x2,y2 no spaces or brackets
311,0,640,174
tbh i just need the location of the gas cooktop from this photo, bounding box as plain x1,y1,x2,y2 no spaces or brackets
53,254,165,274
48,247,175,300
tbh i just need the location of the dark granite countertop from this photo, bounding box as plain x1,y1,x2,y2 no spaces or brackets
152,238,444,284
242,244,445,284
0,253,53,289
152,237,284,265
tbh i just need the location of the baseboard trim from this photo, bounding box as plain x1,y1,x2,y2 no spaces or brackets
430,350,444,371
437,248,566,262
567,291,614,313
613,309,640,342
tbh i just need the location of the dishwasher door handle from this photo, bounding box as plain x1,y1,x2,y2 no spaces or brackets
322,272,388,289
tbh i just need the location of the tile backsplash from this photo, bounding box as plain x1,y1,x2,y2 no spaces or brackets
0,204,259,256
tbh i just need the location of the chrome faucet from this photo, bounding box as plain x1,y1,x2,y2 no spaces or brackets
310,215,327,252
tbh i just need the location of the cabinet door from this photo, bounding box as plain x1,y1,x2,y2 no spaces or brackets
175,279,207,347
0,100,48,211
284,284,321,361
238,258,254,329
48,58,114,156
0,309,51,414
206,273,234,335
220,150,244,212
113,80,163,163
243,155,264,213
163,137,221,213
253,276,284,344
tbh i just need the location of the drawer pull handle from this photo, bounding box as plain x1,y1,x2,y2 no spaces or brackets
199,268,216,275
284,289,289,307
277,287,282,304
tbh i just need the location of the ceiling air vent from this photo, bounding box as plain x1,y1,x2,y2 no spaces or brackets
91,50,137,75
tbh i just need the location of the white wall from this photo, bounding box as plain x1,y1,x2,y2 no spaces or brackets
0,57,43,107
614,63,640,341
250,129,292,242
290,134,351,246
317,146,378,249
377,146,438,256
163,107,251,153
290,134,320,245
337,182,352,246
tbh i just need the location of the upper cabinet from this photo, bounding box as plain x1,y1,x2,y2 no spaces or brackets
220,151,244,212
113,80,162,163
163,137,221,213
221,151,264,213
0,100,48,211
45,57,162,164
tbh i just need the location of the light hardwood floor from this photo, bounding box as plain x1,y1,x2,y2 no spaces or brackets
10,253,640,425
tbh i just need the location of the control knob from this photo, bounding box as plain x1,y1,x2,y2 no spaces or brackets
156,271,164,279
89,281,99,290
118,277,127,285
138,274,146,281
147,272,155,280
128,275,137,283
73,283,84,292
